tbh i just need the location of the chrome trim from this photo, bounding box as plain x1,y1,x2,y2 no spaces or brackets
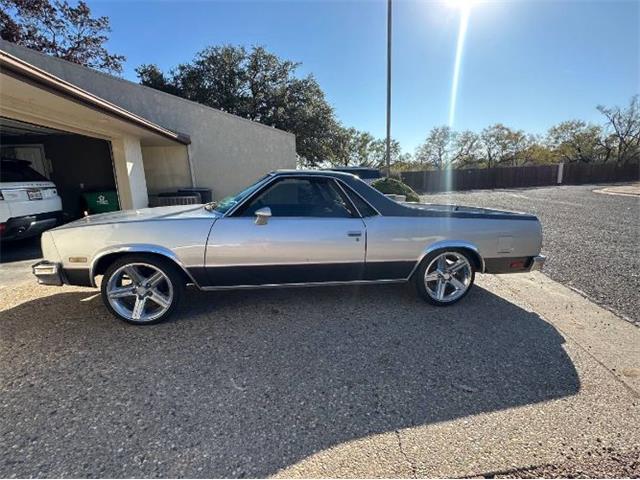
406,240,486,279
200,278,407,291
88,244,201,288
527,255,546,272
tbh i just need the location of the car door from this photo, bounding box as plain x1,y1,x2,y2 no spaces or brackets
203,176,366,287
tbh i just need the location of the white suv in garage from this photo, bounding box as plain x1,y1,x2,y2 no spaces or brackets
0,159,62,241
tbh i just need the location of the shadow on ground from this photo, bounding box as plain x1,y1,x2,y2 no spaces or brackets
0,283,580,477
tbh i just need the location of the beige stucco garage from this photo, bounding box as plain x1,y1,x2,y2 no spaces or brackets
0,40,297,218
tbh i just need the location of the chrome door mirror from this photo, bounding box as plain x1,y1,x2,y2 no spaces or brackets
254,206,272,225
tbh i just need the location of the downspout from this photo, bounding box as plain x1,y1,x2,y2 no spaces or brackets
187,144,196,187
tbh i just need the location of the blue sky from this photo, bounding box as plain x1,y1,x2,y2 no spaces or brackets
89,0,639,153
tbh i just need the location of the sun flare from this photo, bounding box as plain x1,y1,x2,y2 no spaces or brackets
448,4,471,127
445,0,477,10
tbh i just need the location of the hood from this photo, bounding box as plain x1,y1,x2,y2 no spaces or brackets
58,204,220,229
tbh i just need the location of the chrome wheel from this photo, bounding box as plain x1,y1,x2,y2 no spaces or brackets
423,251,473,303
105,262,174,323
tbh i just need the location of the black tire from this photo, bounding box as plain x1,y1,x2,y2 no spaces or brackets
100,254,185,325
414,248,476,306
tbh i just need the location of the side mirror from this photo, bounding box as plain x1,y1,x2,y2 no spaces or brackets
254,206,272,225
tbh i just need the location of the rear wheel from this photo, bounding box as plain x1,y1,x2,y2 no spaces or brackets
100,255,184,325
415,249,475,306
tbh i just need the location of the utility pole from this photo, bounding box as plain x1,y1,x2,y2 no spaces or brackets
385,0,392,177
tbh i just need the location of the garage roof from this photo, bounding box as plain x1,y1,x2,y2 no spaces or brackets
0,50,190,145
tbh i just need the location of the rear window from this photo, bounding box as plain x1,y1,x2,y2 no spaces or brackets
0,161,48,182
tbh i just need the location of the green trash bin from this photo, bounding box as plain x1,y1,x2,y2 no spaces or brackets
82,191,120,214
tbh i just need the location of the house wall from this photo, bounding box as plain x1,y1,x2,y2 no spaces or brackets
141,145,192,194
0,40,298,200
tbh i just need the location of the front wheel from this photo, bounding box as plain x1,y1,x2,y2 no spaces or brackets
100,255,184,325
415,249,475,306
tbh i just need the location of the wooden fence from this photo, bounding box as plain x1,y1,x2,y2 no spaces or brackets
400,162,639,193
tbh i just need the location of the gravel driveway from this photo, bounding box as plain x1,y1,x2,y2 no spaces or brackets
423,184,640,324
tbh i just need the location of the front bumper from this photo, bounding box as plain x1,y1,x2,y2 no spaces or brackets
32,260,64,286
527,255,546,272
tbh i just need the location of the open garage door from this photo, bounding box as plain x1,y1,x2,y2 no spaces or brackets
1,117,118,221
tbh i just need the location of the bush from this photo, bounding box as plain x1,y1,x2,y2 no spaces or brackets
371,177,420,202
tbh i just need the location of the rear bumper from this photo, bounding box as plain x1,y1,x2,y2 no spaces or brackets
32,260,64,286
484,255,546,274
1,211,62,241
528,255,546,272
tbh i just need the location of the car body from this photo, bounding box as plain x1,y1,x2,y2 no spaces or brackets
33,170,545,324
1,159,62,241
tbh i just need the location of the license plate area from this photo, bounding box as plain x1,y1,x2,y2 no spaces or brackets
27,189,43,200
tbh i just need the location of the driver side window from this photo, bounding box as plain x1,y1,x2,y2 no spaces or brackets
238,177,356,218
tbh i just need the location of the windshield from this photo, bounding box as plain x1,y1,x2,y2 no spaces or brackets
207,174,272,214
1,160,49,182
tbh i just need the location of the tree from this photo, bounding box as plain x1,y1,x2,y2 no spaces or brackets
137,45,340,167
450,130,481,168
480,124,529,167
546,120,605,163
369,138,411,170
415,126,454,170
0,0,124,73
597,95,640,164
520,136,557,165
323,127,371,167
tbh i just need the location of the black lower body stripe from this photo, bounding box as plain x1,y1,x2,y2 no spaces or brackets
188,261,415,287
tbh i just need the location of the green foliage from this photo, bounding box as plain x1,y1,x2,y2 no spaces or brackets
371,178,420,202
134,45,638,170
0,0,124,73
136,45,340,167
546,120,606,163
407,97,639,172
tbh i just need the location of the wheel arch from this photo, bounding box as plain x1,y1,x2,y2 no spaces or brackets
89,245,198,288
408,240,485,279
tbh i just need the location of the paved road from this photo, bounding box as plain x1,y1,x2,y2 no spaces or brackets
424,184,640,324
1,274,639,477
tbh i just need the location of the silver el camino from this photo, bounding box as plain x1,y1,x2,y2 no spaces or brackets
33,170,545,325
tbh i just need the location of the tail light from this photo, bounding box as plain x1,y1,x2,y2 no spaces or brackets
0,223,5,235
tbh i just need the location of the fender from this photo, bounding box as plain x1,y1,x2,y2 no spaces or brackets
407,240,486,279
89,244,200,288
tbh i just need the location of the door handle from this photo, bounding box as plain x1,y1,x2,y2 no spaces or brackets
347,231,362,237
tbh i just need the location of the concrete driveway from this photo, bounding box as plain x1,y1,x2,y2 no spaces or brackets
1,272,639,477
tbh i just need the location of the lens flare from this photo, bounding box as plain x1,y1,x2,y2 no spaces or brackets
448,5,471,128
